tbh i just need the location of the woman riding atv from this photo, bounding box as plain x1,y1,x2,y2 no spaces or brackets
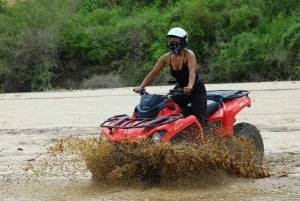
134,27,208,127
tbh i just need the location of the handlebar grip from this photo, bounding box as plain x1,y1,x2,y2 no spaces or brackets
140,88,145,95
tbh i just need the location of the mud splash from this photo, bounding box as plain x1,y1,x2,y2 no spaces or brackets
42,134,268,185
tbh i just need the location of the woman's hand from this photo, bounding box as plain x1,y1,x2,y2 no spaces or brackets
183,86,192,94
133,87,142,93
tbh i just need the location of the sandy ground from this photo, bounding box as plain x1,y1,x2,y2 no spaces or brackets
0,81,299,200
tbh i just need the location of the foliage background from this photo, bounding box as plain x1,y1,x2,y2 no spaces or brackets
0,0,299,92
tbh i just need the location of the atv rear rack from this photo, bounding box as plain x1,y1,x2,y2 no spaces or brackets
100,114,183,129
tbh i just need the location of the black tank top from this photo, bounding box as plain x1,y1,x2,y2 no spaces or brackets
169,53,199,88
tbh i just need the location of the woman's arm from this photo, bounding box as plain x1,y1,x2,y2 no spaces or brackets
185,49,198,93
134,54,167,92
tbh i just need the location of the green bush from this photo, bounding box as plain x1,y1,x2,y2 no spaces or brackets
296,64,300,80
0,0,80,92
209,5,300,82
0,0,299,93
211,32,265,82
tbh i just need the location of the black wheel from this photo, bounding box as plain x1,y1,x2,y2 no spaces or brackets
233,123,264,165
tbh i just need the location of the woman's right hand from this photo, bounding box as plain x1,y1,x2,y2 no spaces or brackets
133,87,142,93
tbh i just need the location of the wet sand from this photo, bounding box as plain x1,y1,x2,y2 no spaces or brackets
0,81,299,200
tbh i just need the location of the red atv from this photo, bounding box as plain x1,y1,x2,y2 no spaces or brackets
100,88,264,180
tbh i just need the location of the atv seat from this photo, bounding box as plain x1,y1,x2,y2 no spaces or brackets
205,90,249,117
206,100,219,117
206,90,249,101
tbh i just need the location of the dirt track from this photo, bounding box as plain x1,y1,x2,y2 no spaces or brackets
0,81,299,200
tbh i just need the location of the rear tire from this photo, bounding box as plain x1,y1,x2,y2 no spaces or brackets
233,123,264,165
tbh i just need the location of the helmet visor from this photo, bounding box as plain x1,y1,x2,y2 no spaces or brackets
167,36,181,44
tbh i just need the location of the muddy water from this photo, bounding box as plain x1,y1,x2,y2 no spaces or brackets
0,81,300,200
0,128,299,201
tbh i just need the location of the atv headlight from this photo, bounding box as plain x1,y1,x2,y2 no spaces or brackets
152,132,162,143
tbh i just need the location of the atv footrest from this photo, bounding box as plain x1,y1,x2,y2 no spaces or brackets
100,114,183,129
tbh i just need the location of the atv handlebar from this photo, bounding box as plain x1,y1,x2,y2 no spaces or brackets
132,88,184,99
168,88,184,95
133,87,185,97
133,87,146,95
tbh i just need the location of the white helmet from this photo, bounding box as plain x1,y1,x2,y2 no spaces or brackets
167,27,188,45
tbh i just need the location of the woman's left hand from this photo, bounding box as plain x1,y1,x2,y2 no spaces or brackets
183,86,192,94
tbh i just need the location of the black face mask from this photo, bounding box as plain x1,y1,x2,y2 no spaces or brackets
169,42,183,54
